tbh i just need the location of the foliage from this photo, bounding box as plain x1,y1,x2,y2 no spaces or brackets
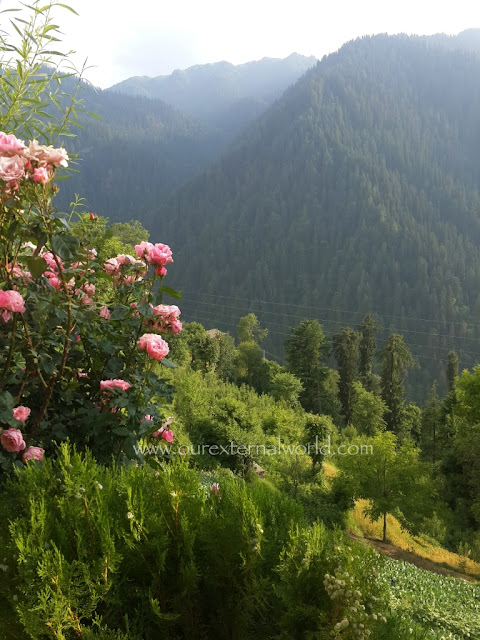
351,381,387,436
379,334,417,434
0,444,394,640
270,371,304,407
237,312,268,344
455,364,480,425
0,5,180,473
358,314,380,391
286,319,333,415
0,0,85,143
335,432,435,541
420,382,443,463
333,327,360,425
235,339,270,393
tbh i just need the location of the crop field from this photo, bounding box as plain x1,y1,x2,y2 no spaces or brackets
373,554,480,639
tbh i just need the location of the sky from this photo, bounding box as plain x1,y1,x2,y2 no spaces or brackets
16,0,480,87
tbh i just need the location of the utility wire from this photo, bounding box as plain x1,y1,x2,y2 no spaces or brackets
180,303,480,367
182,290,480,330
180,299,480,355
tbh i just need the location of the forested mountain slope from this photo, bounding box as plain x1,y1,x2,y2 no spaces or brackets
55,85,221,220
151,33,480,396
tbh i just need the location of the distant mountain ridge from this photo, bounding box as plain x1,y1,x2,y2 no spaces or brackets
108,53,318,126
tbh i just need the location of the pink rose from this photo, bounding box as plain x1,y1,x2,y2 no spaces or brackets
104,257,120,276
137,333,169,360
25,140,68,167
22,446,44,463
0,290,26,313
0,132,25,154
142,414,153,422
210,482,220,496
1,428,26,452
33,166,50,184
1,310,11,323
134,242,173,267
148,305,182,334
0,155,26,182
44,146,69,168
152,427,174,441
155,266,167,277
171,318,183,334
41,251,61,271
152,304,181,319
13,406,31,422
99,305,110,320
100,379,131,392
47,274,62,291
76,283,95,297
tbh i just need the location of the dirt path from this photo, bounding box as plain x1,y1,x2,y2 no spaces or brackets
349,532,478,583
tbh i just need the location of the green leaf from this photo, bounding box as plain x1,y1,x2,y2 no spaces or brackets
112,427,131,436
51,234,80,260
0,391,15,422
161,358,177,369
137,302,153,318
57,3,79,15
110,305,131,321
159,285,182,300
25,256,48,278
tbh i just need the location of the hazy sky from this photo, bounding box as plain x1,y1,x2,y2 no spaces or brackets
41,0,480,87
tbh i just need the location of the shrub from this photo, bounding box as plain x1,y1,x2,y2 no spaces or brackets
0,444,391,640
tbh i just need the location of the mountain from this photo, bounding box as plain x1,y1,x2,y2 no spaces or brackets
108,54,317,130
55,84,224,220
148,32,480,398
57,54,317,219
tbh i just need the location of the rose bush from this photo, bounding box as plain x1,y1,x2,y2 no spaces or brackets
0,130,182,475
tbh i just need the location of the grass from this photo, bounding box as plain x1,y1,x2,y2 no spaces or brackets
322,460,337,482
349,498,480,579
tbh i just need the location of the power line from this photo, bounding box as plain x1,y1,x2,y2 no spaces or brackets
180,298,480,352
182,290,480,330
180,303,480,368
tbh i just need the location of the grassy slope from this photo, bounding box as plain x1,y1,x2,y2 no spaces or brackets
322,460,480,580
348,498,480,580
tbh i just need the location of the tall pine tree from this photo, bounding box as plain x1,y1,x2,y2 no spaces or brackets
379,334,417,434
358,314,380,391
333,327,360,424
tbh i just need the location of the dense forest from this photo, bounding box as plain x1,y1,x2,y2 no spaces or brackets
134,31,480,399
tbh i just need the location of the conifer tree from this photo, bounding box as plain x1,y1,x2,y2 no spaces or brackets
332,327,360,424
285,319,331,415
379,334,417,434
358,314,380,391
447,351,459,393
421,381,442,463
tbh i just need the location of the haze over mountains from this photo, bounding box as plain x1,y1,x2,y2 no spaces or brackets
59,30,480,397
59,53,317,222
109,54,317,127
